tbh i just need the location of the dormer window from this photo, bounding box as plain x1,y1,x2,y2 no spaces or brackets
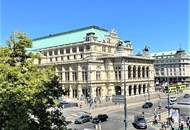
102,46,106,52
86,45,90,51
79,46,84,52
72,47,77,53
66,48,70,54
54,49,58,55
60,48,64,54
49,51,52,56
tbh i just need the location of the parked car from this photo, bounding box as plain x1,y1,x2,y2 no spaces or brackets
183,94,190,98
142,102,153,108
92,114,108,124
133,115,147,129
58,101,78,108
74,115,92,124
58,101,69,108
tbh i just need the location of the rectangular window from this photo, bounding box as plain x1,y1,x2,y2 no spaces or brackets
60,49,64,54
55,57,58,61
61,56,64,61
49,51,52,56
102,46,106,52
44,51,47,56
54,50,58,55
118,71,121,80
67,56,70,60
80,54,83,58
50,58,52,62
65,72,70,81
58,72,62,80
86,45,90,51
115,71,118,80
82,71,88,81
74,55,76,59
96,71,101,80
72,72,77,81
115,67,121,80
72,47,77,53
108,47,111,53
79,46,84,52
66,48,70,54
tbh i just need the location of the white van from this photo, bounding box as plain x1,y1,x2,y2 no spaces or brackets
169,95,177,105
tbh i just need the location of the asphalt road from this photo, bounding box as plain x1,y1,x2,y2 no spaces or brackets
68,98,169,130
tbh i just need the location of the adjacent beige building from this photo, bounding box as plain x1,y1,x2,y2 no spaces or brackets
152,49,190,89
32,26,155,101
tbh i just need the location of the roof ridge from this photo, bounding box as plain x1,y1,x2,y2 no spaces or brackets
33,25,108,41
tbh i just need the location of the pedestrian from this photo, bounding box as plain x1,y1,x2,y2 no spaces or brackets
186,117,190,129
180,123,184,130
171,123,174,130
158,112,161,121
79,102,82,109
142,111,144,117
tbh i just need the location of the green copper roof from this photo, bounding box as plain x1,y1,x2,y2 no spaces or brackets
29,25,109,51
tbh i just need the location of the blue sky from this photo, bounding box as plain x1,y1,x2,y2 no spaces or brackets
0,0,189,52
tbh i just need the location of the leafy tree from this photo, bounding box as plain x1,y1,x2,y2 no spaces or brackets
0,32,68,130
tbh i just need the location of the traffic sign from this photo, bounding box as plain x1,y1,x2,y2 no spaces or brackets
112,95,124,103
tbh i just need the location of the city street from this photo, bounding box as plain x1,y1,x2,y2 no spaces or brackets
66,96,169,130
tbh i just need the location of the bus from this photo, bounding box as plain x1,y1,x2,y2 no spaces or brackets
176,84,187,91
164,83,187,93
164,85,176,93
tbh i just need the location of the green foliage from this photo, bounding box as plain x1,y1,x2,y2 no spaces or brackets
0,32,68,130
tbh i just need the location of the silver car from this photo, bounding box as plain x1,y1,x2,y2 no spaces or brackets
133,115,147,129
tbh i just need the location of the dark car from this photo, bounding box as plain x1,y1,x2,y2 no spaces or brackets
92,114,108,124
184,94,190,98
133,115,147,129
74,115,92,124
142,102,153,108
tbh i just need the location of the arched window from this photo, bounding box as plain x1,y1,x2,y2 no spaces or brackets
138,85,141,94
133,66,136,78
128,85,132,96
138,66,141,78
146,67,149,78
142,67,145,78
134,85,137,95
96,87,101,96
128,66,131,79
115,86,121,95
143,84,146,94
115,66,122,80
82,66,88,81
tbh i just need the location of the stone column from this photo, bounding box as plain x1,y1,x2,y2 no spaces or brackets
69,66,72,82
83,45,86,52
58,48,60,55
76,46,79,53
121,85,124,95
64,48,66,54
69,86,73,98
52,50,55,56
131,65,133,80
91,86,96,98
70,47,72,54
78,85,83,98
109,84,115,96
62,66,65,81
47,51,49,57
78,65,82,82
131,85,133,96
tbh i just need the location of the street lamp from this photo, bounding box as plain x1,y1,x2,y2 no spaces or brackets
123,58,128,130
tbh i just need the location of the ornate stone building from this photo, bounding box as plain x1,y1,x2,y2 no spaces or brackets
152,49,190,88
31,26,155,100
